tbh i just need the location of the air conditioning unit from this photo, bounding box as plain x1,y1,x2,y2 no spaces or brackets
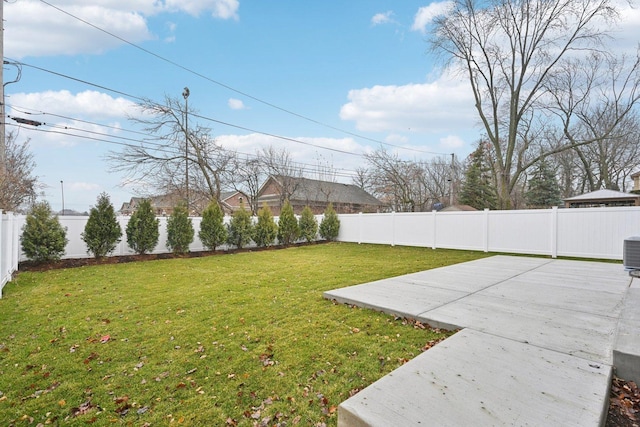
623,236,640,270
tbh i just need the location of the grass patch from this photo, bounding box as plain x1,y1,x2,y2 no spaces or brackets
0,243,487,426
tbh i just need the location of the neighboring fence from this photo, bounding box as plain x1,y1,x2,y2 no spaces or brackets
337,206,640,260
1,211,21,298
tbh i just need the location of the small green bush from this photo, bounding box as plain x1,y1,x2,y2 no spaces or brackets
126,199,160,254
253,203,278,247
21,201,68,262
298,206,318,243
199,201,227,251
227,203,253,249
319,203,340,241
82,192,122,258
277,200,300,246
166,203,194,254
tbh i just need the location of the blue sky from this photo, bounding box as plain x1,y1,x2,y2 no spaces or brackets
4,0,639,212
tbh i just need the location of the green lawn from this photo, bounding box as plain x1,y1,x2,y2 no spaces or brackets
0,243,488,426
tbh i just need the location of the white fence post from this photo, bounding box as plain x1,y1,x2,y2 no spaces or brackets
483,208,490,253
358,212,362,244
551,206,558,258
432,210,437,250
391,211,395,247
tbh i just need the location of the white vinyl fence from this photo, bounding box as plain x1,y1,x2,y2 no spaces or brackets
337,206,640,260
0,211,21,298
1,206,638,298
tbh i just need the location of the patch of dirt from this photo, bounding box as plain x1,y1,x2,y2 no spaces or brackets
18,241,324,272
608,376,640,426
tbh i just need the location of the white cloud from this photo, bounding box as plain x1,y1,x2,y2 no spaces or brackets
164,0,239,19
228,98,247,110
371,11,394,26
7,90,137,148
339,71,476,134
69,182,101,191
439,135,465,150
385,134,409,144
4,0,239,58
9,90,138,119
411,1,454,34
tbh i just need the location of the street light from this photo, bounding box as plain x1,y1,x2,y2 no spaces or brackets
182,87,190,213
60,180,65,215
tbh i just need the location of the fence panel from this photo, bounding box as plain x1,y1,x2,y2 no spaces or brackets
487,209,553,256
0,212,21,298
393,212,434,248
433,211,485,251
557,207,640,259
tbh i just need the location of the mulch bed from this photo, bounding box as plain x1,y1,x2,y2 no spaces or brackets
608,376,640,426
16,247,640,425
18,242,322,273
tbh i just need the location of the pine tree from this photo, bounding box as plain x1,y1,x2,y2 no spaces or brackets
319,203,340,241
525,160,562,208
298,206,318,243
21,201,68,262
81,192,122,258
199,201,228,251
227,203,253,249
126,199,160,254
166,203,194,254
277,200,299,246
458,143,498,210
253,203,278,248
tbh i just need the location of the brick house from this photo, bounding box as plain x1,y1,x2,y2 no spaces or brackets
220,190,250,214
256,175,382,215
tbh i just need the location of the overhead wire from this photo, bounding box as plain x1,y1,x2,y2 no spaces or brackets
6,105,362,180
37,0,450,157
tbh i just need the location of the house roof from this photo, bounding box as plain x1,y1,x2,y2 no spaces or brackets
564,189,640,201
265,176,382,206
632,171,640,179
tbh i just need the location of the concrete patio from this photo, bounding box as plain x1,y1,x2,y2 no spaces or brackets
323,255,637,426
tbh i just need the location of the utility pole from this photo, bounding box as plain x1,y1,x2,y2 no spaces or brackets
0,0,5,175
182,87,190,213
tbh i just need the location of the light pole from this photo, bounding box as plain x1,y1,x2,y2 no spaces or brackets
60,180,65,215
182,87,190,213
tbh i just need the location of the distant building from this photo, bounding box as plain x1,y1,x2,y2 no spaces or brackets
220,190,250,214
563,189,640,208
631,171,640,193
439,204,478,212
257,175,383,215
120,193,184,216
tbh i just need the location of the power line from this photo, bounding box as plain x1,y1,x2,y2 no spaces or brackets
5,110,361,180
37,0,450,157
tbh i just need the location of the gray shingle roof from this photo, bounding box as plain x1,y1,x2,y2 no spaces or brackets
275,176,382,206
564,189,639,201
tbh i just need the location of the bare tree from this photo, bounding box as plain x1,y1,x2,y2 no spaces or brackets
430,0,637,208
361,149,457,212
0,132,39,212
258,146,303,204
108,96,234,214
544,52,640,191
227,153,264,215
